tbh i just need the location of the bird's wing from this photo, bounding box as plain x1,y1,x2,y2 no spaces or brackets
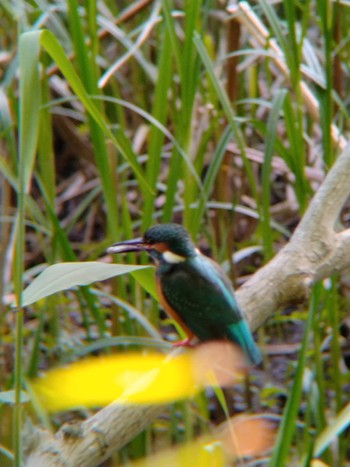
159,254,243,340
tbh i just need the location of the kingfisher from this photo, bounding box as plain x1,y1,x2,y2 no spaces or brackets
107,223,261,365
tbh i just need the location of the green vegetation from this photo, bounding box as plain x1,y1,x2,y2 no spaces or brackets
1,0,350,465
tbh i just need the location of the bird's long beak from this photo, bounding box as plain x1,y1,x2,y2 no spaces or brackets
107,237,149,254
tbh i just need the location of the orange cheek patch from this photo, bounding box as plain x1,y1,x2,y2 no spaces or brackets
153,242,168,253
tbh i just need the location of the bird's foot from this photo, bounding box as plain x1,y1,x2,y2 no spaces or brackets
173,337,196,347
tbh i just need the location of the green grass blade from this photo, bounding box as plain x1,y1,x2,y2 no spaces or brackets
13,30,43,465
313,403,350,458
190,125,233,235
160,0,182,79
0,86,17,166
142,23,173,230
18,32,41,195
161,0,205,224
69,336,171,359
193,32,258,205
89,291,161,339
282,0,300,78
37,66,56,207
269,284,320,466
261,89,287,260
258,0,288,61
66,0,119,236
283,93,309,211
21,30,152,195
316,0,334,167
66,0,121,238
181,0,202,118
181,0,205,224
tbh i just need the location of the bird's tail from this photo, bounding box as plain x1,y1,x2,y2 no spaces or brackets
226,320,262,365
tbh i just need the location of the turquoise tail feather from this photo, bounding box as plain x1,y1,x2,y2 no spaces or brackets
226,320,262,365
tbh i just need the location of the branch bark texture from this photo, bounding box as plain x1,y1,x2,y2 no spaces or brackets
240,143,350,330
24,144,350,466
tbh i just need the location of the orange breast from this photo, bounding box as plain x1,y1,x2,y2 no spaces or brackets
156,280,195,339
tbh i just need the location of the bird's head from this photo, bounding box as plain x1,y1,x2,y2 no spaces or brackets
107,223,197,264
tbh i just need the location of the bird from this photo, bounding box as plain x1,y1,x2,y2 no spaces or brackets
107,223,261,365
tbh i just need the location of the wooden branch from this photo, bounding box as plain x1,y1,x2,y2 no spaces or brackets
24,143,350,466
240,143,350,329
24,405,166,466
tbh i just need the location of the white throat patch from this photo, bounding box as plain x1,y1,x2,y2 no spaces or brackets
162,250,186,264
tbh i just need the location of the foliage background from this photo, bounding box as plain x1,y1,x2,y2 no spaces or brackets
1,0,350,465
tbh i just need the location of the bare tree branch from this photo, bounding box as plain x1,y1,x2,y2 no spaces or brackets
24,143,350,466
24,405,165,467
296,146,350,233
240,143,350,330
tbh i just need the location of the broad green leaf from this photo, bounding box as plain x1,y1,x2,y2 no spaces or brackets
21,262,152,307
131,267,157,300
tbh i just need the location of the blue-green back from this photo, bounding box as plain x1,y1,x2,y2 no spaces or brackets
159,254,243,338
158,253,261,364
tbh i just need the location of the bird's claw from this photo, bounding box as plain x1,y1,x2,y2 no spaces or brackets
173,338,195,347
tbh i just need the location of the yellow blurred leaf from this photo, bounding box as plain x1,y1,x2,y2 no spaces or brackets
130,414,276,467
131,437,225,467
30,352,195,412
30,342,244,413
